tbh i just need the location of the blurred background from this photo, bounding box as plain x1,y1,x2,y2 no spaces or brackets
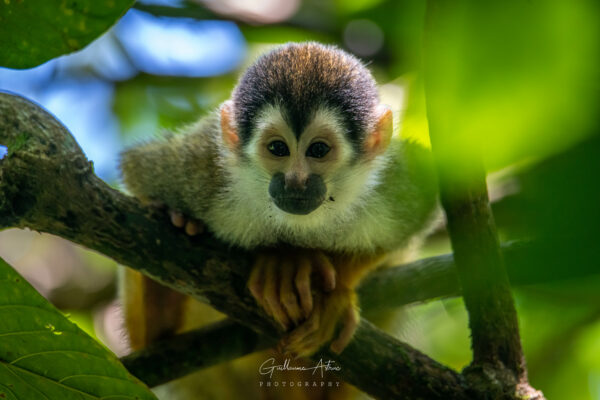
0,0,599,398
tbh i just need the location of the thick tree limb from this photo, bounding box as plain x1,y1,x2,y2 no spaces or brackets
0,92,470,398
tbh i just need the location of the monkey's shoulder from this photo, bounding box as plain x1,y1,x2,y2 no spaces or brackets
119,111,227,218
168,111,223,154
357,139,438,250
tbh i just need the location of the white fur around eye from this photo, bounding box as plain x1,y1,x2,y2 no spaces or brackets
245,104,294,162
299,108,352,159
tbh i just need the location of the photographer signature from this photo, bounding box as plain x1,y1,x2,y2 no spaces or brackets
259,358,341,378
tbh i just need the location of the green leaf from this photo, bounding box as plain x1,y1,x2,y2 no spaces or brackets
0,257,157,400
0,0,135,69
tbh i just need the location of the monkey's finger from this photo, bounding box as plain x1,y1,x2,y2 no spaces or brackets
170,210,186,228
264,261,291,331
280,261,303,326
280,298,321,353
295,258,313,318
314,252,336,292
247,257,271,317
185,219,204,236
330,306,359,355
308,294,346,352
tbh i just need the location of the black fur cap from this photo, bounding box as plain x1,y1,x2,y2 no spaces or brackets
232,42,379,152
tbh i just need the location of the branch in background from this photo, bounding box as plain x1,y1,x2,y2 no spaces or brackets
0,92,469,399
132,2,337,36
425,0,520,375
424,2,543,399
133,3,217,20
120,319,273,388
359,236,600,312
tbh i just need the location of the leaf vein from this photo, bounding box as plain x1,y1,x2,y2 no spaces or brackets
10,350,110,366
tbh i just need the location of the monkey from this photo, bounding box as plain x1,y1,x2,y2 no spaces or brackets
120,42,437,366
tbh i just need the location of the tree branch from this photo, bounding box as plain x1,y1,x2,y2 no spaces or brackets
132,2,337,35
0,92,470,398
424,2,544,398
122,236,599,387
120,319,273,388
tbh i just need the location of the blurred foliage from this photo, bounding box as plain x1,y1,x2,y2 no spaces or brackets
516,277,600,398
424,0,599,171
115,74,236,141
494,135,600,279
0,0,135,68
0,0,599,399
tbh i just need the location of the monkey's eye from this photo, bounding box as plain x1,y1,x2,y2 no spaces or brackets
306,142,331,158
267,140,290,157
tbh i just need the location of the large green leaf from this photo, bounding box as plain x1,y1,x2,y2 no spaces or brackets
0,0,135,69
0,257,157,399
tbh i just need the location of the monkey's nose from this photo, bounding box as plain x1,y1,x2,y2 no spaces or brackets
284,173,307,191
270,173,327,215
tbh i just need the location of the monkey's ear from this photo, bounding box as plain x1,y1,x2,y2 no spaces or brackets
220,100,240,150
364,104,393,157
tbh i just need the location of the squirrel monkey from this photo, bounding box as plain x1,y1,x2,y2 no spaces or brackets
120,43,437,359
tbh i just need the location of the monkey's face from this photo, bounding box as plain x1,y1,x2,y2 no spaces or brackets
248,106,355,216
220,99,393,223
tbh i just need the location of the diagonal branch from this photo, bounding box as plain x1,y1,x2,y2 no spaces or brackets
0,92,470,399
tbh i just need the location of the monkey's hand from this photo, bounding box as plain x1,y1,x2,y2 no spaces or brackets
248,251,383,357
247,250,336,331
280,286,359,357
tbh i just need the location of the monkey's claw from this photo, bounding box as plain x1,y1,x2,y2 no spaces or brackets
169,210,204,236
247,250,336,331
279,287,359,357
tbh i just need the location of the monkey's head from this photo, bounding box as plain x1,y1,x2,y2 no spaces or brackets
220,42,392,219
